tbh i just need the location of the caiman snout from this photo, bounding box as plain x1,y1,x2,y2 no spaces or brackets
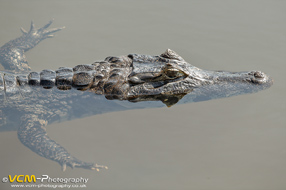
248,71,273,85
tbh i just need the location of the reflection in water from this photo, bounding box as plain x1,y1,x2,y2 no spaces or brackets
0,21,272,171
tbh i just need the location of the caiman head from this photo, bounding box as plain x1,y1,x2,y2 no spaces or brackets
104,49,273,106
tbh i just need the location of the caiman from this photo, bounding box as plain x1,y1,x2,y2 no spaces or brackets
0,20,273,171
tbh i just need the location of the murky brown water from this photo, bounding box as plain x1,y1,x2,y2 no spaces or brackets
0,1,285,190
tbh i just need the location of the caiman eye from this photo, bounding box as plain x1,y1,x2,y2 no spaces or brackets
164,68,184,79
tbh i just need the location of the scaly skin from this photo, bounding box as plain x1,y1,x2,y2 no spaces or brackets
0,20,273,171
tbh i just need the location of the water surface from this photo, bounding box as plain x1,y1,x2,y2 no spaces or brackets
0,1,285,190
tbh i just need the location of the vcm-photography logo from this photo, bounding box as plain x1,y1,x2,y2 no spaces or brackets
2,175,89,184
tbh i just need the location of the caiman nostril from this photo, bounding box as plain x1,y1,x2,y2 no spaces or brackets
253,71,264,78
